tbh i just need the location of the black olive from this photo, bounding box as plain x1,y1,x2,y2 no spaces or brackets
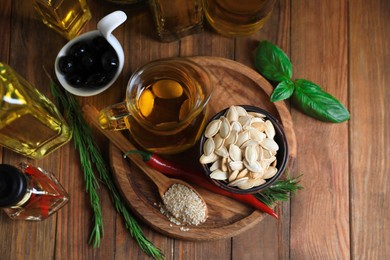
85,73,111,87
69,41,89,58
92,36,111,53
65,74,85,88
62,36,119,89
80,53,97,72
101,51,119,72
58,55,76,74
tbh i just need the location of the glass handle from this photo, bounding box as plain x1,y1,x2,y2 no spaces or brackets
98,102,130,131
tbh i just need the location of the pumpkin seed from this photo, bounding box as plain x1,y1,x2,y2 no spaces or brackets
250,117,265,125
221,157,228,172
210,169,228,180
228,177,249,187
231,121,242,133
205,119,221,138
203,138,215,156
237,168,249,179
236,130,250,147
215,146,229,158
252,121,267,132
200,105,281,190
213,134,225,150
263,166,278,179
244,145,258,164
229,161,244,171
260,138,279,151
209,160,220,171
219,116,230,139
248,112,266,118
244,160,263,173
228,170,239,182
229,144,242,161
238,116,251,128
200,153,218,164
237,181,255,190
249,128,266,142
240,139,259,149
250,178,266,187
250,171,264,179
226,106,239,122
235,106,248,116
265,120,275,139
224,131,238,145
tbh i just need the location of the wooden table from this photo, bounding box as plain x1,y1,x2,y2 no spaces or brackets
0,0,389,259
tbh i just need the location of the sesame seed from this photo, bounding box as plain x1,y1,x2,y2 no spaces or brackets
162,183,207,226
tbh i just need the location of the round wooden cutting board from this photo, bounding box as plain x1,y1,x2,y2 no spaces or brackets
109,56,297,241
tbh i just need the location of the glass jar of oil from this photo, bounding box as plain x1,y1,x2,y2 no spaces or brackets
0,62,72,159
33,0,92,40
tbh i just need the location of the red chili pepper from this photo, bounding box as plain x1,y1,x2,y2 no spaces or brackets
24,165,51,217
124,150,278,219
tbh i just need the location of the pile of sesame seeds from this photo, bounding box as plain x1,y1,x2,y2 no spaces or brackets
161,183,207,226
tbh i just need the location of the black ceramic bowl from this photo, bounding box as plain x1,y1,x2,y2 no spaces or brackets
199,105,289,194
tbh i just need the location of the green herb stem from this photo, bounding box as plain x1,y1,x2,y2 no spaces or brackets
255,174,303,206
50,78,104,247
48,76,164,259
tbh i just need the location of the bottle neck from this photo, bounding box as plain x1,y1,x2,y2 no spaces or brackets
12,189,32,208
0,164,29,207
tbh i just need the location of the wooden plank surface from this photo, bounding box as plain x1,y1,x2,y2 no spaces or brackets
349,0,390,259
0,0,389,259
290,0,350,259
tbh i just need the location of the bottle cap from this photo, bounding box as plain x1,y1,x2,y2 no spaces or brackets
0,164,28,207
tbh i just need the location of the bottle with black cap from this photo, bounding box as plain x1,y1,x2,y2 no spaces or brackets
0,163,69,221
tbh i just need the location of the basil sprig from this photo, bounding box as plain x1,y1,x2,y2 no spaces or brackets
255,41,350,123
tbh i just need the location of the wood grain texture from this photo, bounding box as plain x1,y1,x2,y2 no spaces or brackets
1,0,389,259
349,0,390,259
290,0,350,259
233,1,293,259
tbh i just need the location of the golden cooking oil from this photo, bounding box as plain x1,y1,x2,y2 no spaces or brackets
0,62,72,159
203,0,275,37
127,78,208,154
33,0,92,40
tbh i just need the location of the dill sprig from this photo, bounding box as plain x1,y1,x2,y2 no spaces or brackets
255,174,303,206
49,77,164,259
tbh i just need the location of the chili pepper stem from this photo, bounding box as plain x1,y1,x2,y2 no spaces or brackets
124,150,152,162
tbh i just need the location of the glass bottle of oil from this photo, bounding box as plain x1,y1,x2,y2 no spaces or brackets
149,0,204,42
0,62,72,159
33,0,92,40
0,162,69,221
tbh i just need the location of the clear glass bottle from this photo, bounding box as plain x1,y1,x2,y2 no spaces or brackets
33,0,92,40
0,62,72,159
149,0,204,42
0,163,69,221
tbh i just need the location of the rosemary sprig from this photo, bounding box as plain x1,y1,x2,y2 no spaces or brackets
255,174,303,206
49,77,164,259
50,78,104,247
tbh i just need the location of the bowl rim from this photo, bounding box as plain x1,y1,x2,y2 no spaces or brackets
54,30,124,97
199,105,289,194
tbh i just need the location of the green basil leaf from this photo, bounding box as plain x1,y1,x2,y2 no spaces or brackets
292,79,350,123
255,41,292,82
270,80,295,102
